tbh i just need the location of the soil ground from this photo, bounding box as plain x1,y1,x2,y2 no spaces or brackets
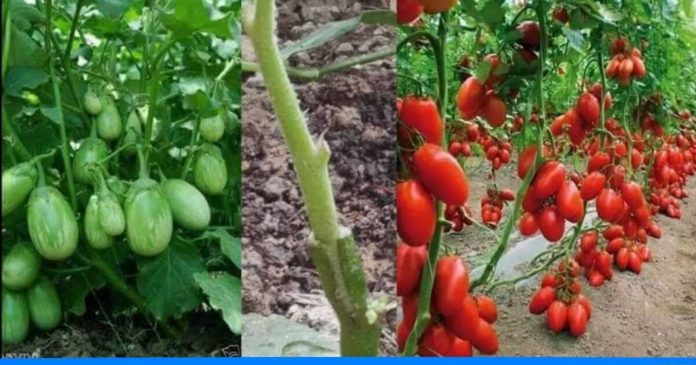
241,0,396,356
446,159,696,356
1,304,235,357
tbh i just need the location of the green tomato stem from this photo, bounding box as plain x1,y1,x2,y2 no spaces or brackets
46,0,78,211
245,0,380,355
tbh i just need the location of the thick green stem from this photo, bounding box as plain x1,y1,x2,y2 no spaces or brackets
46,0,78,210
245,0,380,355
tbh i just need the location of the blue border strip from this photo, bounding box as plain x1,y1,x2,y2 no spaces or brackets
1,358,694,363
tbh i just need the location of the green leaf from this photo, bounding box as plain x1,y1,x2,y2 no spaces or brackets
280,17,361,59
481,0,505,31
561,28,586,52
58,270,106,316
178,77,207,95
137,239,206,320
9,26,47,68
161,0,233,39
9,0,45,31
96,0,133,17
193,272,241,334
202,228,241,268
3,67,49,97
360,10,396,26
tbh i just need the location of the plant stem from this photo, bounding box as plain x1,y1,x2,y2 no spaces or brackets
245,0,380,355
402,12,448,357
597,29,608,151
470,0,550,290
2,105,33,161
242,47,394,81
46,0,78,210
63,0,84,60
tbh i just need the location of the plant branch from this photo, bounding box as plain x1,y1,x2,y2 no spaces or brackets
245,0,380,355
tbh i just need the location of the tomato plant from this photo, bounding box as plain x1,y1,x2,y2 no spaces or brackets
398,0,696,356
2,0,241,352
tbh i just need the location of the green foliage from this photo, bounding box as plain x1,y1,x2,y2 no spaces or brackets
2,0,242,343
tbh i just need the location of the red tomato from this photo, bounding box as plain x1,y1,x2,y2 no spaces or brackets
606,237,624,254
397,321,411,352
529,286,556,314
538,206,565,242
567,303,588,337
400,96,443,145
577,93,600,127
647,222,662,238
401,292,419,328
587,270,605,287
518,146,538,179
418,324,453,356
597,189,624,222
628,251,642,273
532,161,566,199
576,294,593,319
631,56,646,78
475,295,498,324
519,212,539,236
587,152,611,173
396,243,428,296
447,336,473,356
457,77,486,120
556,180,584,223
396,180,436,246
480,94,507,127
469,318,499,355
579,231,598,252
603,224,625,240
540,274,559,288
553,7,569,23
546,301,568,333
444,295,480,340
619,58,634,79
413,143,470,206
434,256,470,316
616,247,630,270
595,252,613,279
522,188,543,213
620,181,645,210
483,54,503,86
397,0,423,24
516,21,541,49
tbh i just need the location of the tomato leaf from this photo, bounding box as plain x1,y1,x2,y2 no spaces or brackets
561,28,586,52
193,272,241,334
137,239,206,320
161,0,233,39
58,270,106,316
3,67,49,97
95,0,133,17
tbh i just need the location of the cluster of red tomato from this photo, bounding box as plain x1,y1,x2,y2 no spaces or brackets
517,153,584,242
448,123,480,158
481,135,513,171
550,83,612,146
575,231,615,287
456,64,507,128
444,204,472,233
529,262,592,337
605,37,646,86
397,255,500,356
648,135,696,218
480,188,514,226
